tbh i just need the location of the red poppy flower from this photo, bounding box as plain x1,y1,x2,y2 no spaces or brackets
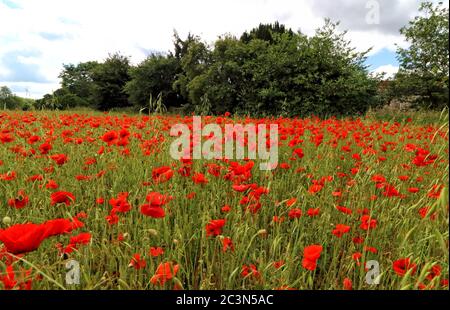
38,142,52,154
0,265,17,289
140,204,165,218
109,192,131,213
279,162,290,169
343,278,352,290
352,236,364,244
145,192,171,206
364,246,378,254
222,237,234,252
69,232,91,246
419,207,437,220
0,223,48,254
50,191,75,206
273,260,285,269
0,171,16,181
232,184,252,192
8,190,29,209
192,173,208,185
426,265,441,281
186,192,196,199
45,179,59,189
360,215,377,230
241,264,260,279
352,252,362,266
105,209,119,225
205,219,226,237
149,247,164,257
49,154,68,166
286,198,297,207
288,208,302,219
307,208,320,217
336,205,352,215
308,183,323,194
129,253,147,270
293,148,304,159
273,215,285,223
332,224,351,238
393,258,417,276
43,217,84,238
152,166,174,183
150,262,179,286
371,174,386,183
398,175,409,181
221,205,231,213
302,245,323,271
101,131,118,145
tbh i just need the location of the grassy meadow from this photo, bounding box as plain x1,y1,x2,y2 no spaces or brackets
0,109,448,290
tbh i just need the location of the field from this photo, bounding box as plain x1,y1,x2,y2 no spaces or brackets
0,110,448,290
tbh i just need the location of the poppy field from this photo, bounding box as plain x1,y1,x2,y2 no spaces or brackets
0,110,448,290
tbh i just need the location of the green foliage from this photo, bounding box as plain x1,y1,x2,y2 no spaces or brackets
240,21,294,44
146,92,167,114
59,61,99,106
390,1,449,109
91,53,132,110
0,86,14,109
172,37,211,107
125,54,181,108
176,20,380,116
0,86,35,110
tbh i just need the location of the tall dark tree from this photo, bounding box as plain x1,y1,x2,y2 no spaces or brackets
173,31,199,60
0,86,13,109
59,61,99,106
172,36,212,107
91,53,131,110
240,21,294,44
391,1,449,109
125,54,181,108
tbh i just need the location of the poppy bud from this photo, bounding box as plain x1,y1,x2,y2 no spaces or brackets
148,229,158,237
257,229,268,237
2,216,11,225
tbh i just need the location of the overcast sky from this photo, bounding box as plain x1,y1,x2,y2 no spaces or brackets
0,0,446,98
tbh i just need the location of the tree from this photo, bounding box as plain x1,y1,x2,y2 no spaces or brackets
178,21,379,116
392,1,449,109
172,36,212,108
0,86,13,109
59,61,99,107
0,86,29,110
125,54,181,108
91,53,131,110
240,21,294,44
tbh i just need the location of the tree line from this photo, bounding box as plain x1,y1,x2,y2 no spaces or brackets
2,1,448,116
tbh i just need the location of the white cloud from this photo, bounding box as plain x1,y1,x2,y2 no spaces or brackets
0,0,436,98
371,64,399,79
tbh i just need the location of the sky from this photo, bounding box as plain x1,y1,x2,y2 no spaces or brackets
0,0,445,98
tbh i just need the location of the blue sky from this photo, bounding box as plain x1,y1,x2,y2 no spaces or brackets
0,0,445,98
366,48,399,69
